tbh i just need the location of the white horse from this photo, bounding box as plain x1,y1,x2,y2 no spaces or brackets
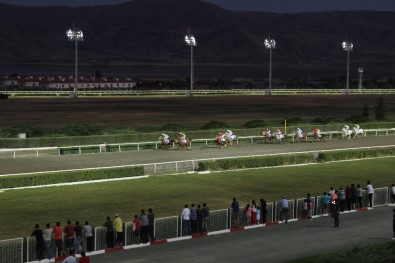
342,125,353,140
352,125,365,138
275,129,285,142
225,130,237,145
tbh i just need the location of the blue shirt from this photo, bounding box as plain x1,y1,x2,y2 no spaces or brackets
231,200,240,213
279,198,289,208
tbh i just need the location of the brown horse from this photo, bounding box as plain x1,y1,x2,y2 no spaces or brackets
312,128,325,142
262,129,272,144
176,135,191,150
292,130,307,143
160,138,172,150
216,133,227,148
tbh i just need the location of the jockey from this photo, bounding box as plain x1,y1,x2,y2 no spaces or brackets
265,129,272,138
179,132,187,143
314,128,322,138
297,128,303,138
161,133,170,144
344,125,350,131
275,128,282,136
354,124,360,130
226,129,233,137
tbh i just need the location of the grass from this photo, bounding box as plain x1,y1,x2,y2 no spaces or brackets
0,157,394,240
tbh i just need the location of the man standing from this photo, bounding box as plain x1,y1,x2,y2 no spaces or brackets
113,214,123,248
31,224,44,261
392,209,395,239
74,221,83,254
64,220,74,256
53,222,63,257
279,197,289,223
181,204,191,236
202,203,210,232
148,208,156,242
104,216,114,248
367,181,374,208
260,198,267,224
140,209,149,243
333,200,340,227
43,223,53,260
231,197,240,228
190,204,198,234
391,184,395,204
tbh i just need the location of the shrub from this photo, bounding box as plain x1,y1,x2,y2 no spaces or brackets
317,147,395,162
282,117,306,125
345,115,369,123
53,124,95,136
201,121,229,130
0,126,43,138
0,166,144,189
244,120,267,128
312,117,341,124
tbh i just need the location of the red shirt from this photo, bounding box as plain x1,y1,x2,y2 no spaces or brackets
53,226,62,240
79,256,90,263
64,225,74,238
133,219,141,230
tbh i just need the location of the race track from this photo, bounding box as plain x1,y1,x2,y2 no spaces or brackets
1,135,395,175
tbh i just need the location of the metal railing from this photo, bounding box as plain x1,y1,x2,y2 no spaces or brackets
4,187,390,263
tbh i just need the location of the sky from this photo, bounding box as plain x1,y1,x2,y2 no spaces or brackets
0,0,394,13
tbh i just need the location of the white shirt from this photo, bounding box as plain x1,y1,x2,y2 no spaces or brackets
391,186,395,194
63,256,76,263
367,184,374,194
181,208,191,220
84,225,92,237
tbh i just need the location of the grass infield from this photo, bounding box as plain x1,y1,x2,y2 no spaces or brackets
0,157,394,240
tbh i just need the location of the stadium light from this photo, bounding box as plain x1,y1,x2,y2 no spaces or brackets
66,25,84,97
185,28,197,97
264,36,276,95
342,40,353,94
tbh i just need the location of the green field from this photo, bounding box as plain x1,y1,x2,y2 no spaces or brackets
0,157,394,240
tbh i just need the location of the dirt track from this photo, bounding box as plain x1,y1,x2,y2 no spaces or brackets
1,135,394,175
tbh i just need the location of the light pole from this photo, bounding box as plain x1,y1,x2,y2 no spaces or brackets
66,25,84,97
358,67,364,90
342,40,353,94
264,36,276,95
185,28,197,97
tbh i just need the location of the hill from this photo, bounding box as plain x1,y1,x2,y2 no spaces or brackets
0,0,394,77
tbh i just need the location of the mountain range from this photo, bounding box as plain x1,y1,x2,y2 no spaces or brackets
0,0,394,78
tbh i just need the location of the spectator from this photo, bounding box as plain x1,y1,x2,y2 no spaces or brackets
53,222,64,257
367,181,374,207
113,213,123,247
260,198,267,224
256,206,261,224
231,197,240,228
393,208,395,239
351,184,358,210
202,203,209,232
357,184,363,208
62,249,76,263
245,204,252,226
104,216,114,248
322,192,330,214
79,251,90,263
140,209,149,243
148,208,156,241
74,221,83,254
303,198,308,219
338,187,346,212
345,186,352,211
391,184,395,204
190,204,198,234
328,187,335,197
64,220,74,255
251,200,257,225
279,197,289,223
43,223,53,260
333,200,340,227
31,224,44,261
197,204,203,233
133,214,141,244
306,193,312,219
84,221,93,252
181,204,191,236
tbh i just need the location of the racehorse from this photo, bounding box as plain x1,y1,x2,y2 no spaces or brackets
159,137,172,150
342,125,353,140
312,128,325,142
176,135,191,150
216,133,227,148
225,131,237,145
275,129,285,143
263,129,272,144
292,129,307,143
352,124,365,138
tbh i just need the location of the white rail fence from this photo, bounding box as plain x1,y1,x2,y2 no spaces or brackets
3,89,395,97
2,187,391,263
1,128,394,159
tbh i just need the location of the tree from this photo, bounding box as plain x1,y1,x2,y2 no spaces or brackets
362,104,369,118
374,96,386,120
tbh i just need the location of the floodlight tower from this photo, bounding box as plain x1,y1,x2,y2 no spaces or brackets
342,40,353,94
66,25,84,97
185,28,197,97
264,36,276,95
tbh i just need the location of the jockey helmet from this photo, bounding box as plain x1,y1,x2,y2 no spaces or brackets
227,129,231,133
